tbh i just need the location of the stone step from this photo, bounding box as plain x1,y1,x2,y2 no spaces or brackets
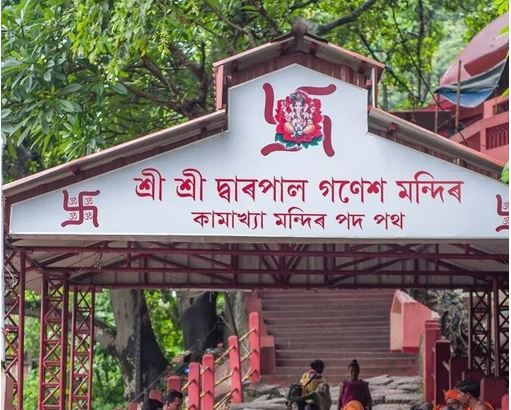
264,319,389,327
262,367,419,384
260,290,395,296
275,342,390,350
262,309,390,317
273,334,391,343
266,323,390,337
275,357,417,368
274,350,415,359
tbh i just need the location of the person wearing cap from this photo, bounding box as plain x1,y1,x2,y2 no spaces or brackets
432,389,462,410
455,379,494,410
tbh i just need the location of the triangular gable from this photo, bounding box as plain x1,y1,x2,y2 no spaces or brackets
9,65,509,241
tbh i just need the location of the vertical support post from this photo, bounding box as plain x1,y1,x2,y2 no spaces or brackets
188,362,201,410
455,59,462,132
493,278,509,379
3,250,26,410
434,93,439,134
423,319,441,402
469,290,492,375
492,278,501,378
434,340,451,404
228,336,243,404
69,288,95,410
167,376,182,392
38,274,70,410
371,67,377,108
201,354,214,410
248,312,261,383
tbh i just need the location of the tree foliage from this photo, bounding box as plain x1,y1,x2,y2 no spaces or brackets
2,0,501,179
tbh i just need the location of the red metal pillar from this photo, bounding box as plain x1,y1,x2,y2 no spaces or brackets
188,362,201,410
228,336,243,403
68,288,95,410
167,375,182,392
423,319,441,402
434,340,450,404
492,278,509,379
469,290,492,374
201,354,214,410
38,274,70,410
248,312,261,383
3,250,26,410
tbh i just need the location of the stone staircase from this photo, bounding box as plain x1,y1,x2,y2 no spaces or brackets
259,289,419,386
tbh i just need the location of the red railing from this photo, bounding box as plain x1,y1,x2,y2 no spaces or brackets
128,312,261,410
423,318,507,408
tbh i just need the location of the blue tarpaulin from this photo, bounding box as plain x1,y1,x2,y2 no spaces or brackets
434,58,508,108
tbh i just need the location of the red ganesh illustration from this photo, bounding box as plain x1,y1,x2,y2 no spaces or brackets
261,83,336,156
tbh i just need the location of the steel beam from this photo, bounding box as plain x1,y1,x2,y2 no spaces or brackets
17,244,508,261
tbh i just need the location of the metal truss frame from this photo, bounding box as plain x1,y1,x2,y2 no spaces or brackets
68,288,95,410
493,277,509,379
469,290,493,374
2,249,25,410
37,274,69,410
3,240,508,407
15,242,508,289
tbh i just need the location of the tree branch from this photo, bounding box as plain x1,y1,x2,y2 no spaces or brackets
167,42,202,78
316,0,378,36
123,83,183,114
142,56,178,95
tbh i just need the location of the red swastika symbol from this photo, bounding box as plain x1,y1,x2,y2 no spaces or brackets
61,190,101,228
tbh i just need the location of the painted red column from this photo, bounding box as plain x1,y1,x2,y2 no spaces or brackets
228,336,243,403
201,354,215,410
502,393,509,410
448,356,468,388
434,340,451,404
248,312,261,383
423,320,441,402
167,375,182,392
188,362,201,410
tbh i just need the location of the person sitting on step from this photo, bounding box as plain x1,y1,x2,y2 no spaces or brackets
455,378,494,410
338,360,372,410
290,359,332,410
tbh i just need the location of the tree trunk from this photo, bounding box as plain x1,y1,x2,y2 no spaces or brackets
110,289,167,399
179,291,220,361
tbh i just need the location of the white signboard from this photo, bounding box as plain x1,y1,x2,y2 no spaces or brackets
10,65,509,240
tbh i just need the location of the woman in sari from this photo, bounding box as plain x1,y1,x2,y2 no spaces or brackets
338,360,372,410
